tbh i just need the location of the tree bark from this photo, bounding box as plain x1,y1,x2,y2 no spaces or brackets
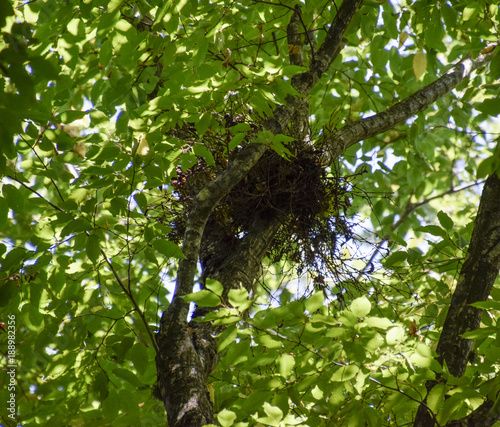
414,173,500,426
155,213,282,426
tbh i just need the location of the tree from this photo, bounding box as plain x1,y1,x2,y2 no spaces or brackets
1,0,500,426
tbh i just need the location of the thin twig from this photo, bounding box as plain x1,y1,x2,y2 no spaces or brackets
100,246,160,354
358,179,485,279
8,176,64,212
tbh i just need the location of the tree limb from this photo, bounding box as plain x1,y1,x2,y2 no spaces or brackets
290,0,363,95
414,173,500,426
287,6,304,67
437,173,500,375
161,0,364,331
320,45,498,164
269,0,364,134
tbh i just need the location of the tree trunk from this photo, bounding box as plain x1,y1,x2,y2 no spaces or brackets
414,173,500,426
155,2,363,424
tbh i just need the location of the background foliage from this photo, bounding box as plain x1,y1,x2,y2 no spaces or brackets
1,0,500,426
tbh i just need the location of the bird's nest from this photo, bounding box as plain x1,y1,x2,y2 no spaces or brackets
165,131,362,281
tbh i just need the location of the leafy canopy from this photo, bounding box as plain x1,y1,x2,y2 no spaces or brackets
1,0,500,426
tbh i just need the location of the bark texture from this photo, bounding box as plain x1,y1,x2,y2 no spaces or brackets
414,174,500,426
438,174,500,375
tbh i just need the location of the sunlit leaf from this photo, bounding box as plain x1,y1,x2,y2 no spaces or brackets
413,51,427,80
278,353,295,379
180,290,220,307
351,296,371,318
386,326,405,345
152,240,185,259
330,365,359,382
217,409,237,427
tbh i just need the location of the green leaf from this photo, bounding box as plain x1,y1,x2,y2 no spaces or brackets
0,0,14,28
254,334,282,349
477,156,497,179
0,282,19,307
205,279,224,296
217,409,237,427
111,368,143,387
86,234,100,264
2,184,24,214
410,343,440,369
192,36,209,68
255,129,275,145
256,402,283,426
93,371,109,401
129,343,149,376
108,0,124,13
305,291,324,313
278,353,295,379
0,197,8,230
228,133,246,150
351,296,371,317
462,2,481,21
384,251,407,267
229,123,251,133
193,143,215,165
102,389,120,421
330,365,359,382
311,385,324,400
217,325,237,352
152,240,185,259
489,51,500,80
415,225,448,239
475,98,500,115
364,317,394,329
281,65,308,77
228,287,251,310
180,290,221,307
133,192,148,212
461,327,495,339
437,211,454,230
427,384,446,414
470,300,500,310
386,326,405,345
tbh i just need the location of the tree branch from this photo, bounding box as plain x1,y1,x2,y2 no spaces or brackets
290,0,363,95
162,0,365,329
269,0,363,134
287,6,304,67
436,173,500,376
99,246,160,354
157,213,284,427
414,173,500,426
321,45,498,164
162,143,268,325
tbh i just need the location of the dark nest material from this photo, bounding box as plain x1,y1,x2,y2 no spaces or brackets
169,137,362,282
